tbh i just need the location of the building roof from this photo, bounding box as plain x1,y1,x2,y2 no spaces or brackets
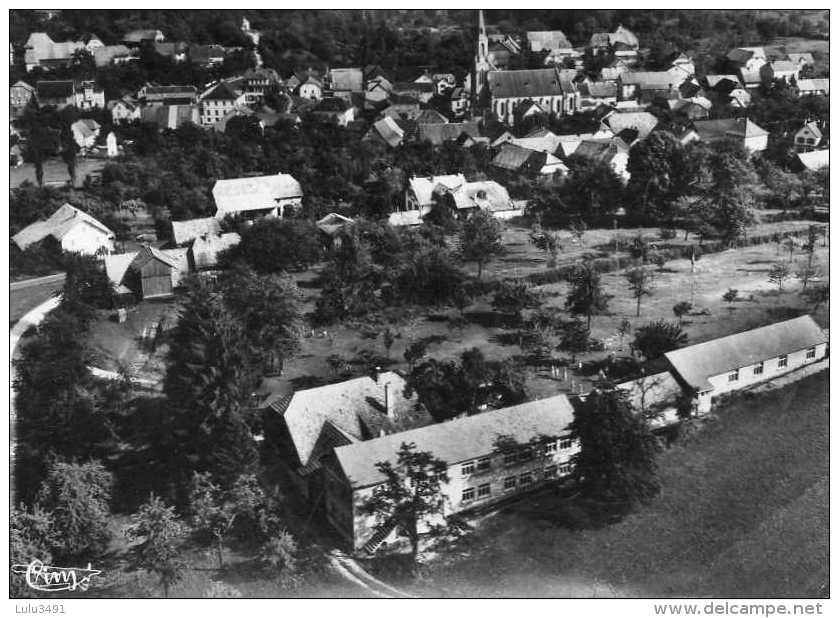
140,104,200,129
491,143,537,171
767,60,798,74
334,393,576,489
797,78,829,92
370,116,405,148
664,315,827,391
71,118,100,140
621,71,678,91
36,80,74,99
602,111,659,141
463,180,516,212
787,52,814,65
212,173,303,215
190,232,241,270
189,44,225,65
123,29,164,43
329,67,364,92
418,121,480,146
202,81,239,102
316,213,354,236
142,84,197,98
487,67,572,99
739,69,763,85
269,371,431,469
415,109,449,124
796,149,829,171
580,80,618,98
13,203,114,251
25,32,86,65
408,174,467,206
527,30,572,52
693,117,768,142
727,47,764,64
510,131,562,155
171,217,222,246
798,120,823,141
705,74,742,90
312,96,352,113
93,44,133,67
153,42,186,57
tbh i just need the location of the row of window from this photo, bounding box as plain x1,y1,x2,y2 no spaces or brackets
460,439,574,476
460,464,573,503
727,349,816,382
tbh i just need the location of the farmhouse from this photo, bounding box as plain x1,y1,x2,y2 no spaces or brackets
392,175,520,225
200,81,246,126
189,232,241,270
490,142,567,177
104,245,189,299
13,203,115,255
693,118,769,153
212,173,303,220
170,217,223,246
664,315,828,414
795,149,829,172
322,393,578,552
796,78,829,97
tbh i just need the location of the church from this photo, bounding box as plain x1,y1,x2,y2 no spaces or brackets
472,10,579,126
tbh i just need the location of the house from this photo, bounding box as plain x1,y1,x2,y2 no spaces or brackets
571,138,631,182
365,75,393,103
263,371,433,500
380,99,422,121
10,80,36,117
509,130,564,156
392,81,435,104
93,45,136,68
189,232,241,270
170,217,223,246
189,44,226,67
328,68,364,95
73,80,105,110
311,97,356,127
727,47,766,73
795,149,829,172
704,75,751,108
527,30,572,53
138,84,198,106
417,121,481,146
153,42,188,63
392,175,519,225
322,393,578,552
490,143,568,177
449,87,470,119
666,52,695,79
760,60,799,84
104,245,189,300
240,67,282,104
670,100,710,121
543,47,584,69
316,213,355,249
122,29,165,45
24,32,87,71
36,80,76,109
200,81,246,126
212,173,303,220
140,104,201,130
289,69,324,100
486,67,578,125
70,118,100,151
693,118,769,153
589,25,640,62
786,52,815,70
108,97,141,124
578,80,618,110
796,78,829,97
364,116,406,149
614,372,684,429
664,315,827,414
600,110,660,143
13,203,115,255
794,121,824,152
618,71,680,102
600,58,632,82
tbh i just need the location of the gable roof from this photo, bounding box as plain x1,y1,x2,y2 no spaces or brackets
415,109,449,124
190,232,241,270
527,30,572,52
664,315,827,391
171,217,222,246
491,143,539,171
727,47,765,64
71,118,100,139
798,121,823,141
418,121,480,146
408,174,467,206
189,44,226,65
329,67,364,92
602,111,659,141
693,118,768,142
796,149,829,171
370,116,405,148
510,131,562,154
93,44,133,67
123,29,163,43
797,78,829,92
580,80,618,98
212,173,303,215
202,81,239,102
705,74,742,90
787,52,814,65
13,203,114,251
316,213,354,236
767,60,797,74
36,80,74,99
334,394,576,489
621,71,678,90
487,67,571,99
269,372,430,468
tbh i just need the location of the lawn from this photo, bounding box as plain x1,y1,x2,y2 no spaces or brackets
9,278,64,326
394,370,829,598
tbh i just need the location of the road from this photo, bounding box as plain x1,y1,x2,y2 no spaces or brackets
10,273,65,326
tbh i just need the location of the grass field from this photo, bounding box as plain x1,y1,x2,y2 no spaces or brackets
395,370,828,598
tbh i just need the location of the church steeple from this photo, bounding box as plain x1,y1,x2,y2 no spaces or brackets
477,9,488,60
473,9,493,105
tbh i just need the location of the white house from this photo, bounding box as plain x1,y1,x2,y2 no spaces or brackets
796,78,829,97
664,315,828,414
794,121,823,152
13,203,115,255
108,97,141,123
200,81,246,126
212,173,304,220
70,118,100,150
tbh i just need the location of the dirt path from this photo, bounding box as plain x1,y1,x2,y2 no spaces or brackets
328,550,416,598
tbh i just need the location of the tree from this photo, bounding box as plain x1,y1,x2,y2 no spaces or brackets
768,262,791,291
382,327,396,360
60,127,80,187
35,460,113,561
565,262,610,329
492,280,540,321
672,301,692,325
258,530,300,588
631,320,688,361
60,253,115,316
458,210,503,279
799,226,819,289
559,319,590,365
403,339,429,371
617,318,632,347
223,218,322,273
626,131,691,221
722,288,739,310
624,267,654,317
361,442,449,563
452,285,473,317
125,494,189,598
570,388,660,507
802,284,829,312
11,504,55,598
188,473,264,569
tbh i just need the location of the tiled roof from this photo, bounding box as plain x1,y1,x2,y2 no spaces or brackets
408,174,467,206
418,121,480,145
602,111,659,140
202,81,239,102
329,67,364,92
171,217,222,246
334,394,575,489
693,118,768,141
580,80,617,98
370,116,405,148
797,78,829,92
796,149,829,171
415,109,449,124
36,80,74,99
190,232,241,270
527,30,572,52
13,203,114,251
212,173,303,215
787,52,814,65
491,143,535,171
93,45,133,67
665,315,826,390
487,67,573,99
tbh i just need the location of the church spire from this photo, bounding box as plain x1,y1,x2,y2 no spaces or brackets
478,8,486,37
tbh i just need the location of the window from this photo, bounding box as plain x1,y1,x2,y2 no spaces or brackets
544,465,558,479
728,369,739,382
753,361,764,375
461,461,475,476
559,463,572,475
461,487,475,503
503,452,517,466
519,473,533,487
503,476,517,491
477,483,491,498
544,441,557,454
778,354,788,368
476,457,491,472
806,347,816,359
559,438,573,450
518,447,534,462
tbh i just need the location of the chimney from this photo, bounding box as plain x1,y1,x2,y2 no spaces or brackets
384,382,394,418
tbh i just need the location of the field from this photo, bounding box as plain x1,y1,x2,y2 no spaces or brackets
392,370,829,598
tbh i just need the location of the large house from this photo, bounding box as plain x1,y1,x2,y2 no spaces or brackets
140,104,201,130
589,25,640,62
527,30,572,53
760,60,799,84
139,84,198,106
693,118,769,153
13,203,115,255
24,32,95,71
490,143,567,177
796,78,829,97
200,81,246,126
108,97,142,124
322,393,578,552
794,121,824,152
104,245,189,300
10,80,36,117
665,315,828,414
36,80,104,110
212,173,303,220
485,67,579,125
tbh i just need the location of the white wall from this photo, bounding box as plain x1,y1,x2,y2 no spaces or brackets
60,223,114,255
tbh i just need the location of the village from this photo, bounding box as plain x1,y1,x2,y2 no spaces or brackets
8,8,830,600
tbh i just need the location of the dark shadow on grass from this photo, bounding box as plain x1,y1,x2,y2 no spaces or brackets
465,311,521,329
